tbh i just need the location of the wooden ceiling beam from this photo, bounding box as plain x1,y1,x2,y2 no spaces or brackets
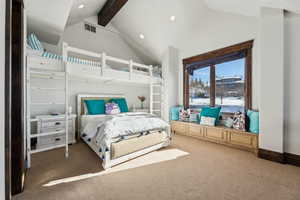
98,0,128,26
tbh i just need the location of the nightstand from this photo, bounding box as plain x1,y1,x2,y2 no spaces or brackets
34,114,76,150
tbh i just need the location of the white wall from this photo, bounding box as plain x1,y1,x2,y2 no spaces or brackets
177,11,259,109
40,16,145,64
0,0,6,198
30,78,150,117
259,7,284,153
162,46,180,121
27,0,74,44
284,12,300,155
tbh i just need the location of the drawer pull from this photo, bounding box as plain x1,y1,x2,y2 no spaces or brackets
55,122,61,125
55,138,61,141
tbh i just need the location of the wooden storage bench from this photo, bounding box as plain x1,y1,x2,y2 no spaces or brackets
171,121,258,155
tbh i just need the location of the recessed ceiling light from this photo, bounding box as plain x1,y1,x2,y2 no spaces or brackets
170,16,176,21
139,34,145,39
78,4,85,9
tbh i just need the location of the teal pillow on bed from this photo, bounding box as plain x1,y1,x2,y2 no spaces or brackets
111,98,128,113
84,100,105,115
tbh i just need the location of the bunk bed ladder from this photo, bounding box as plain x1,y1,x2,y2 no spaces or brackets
150,67,164,118
26,44,69,168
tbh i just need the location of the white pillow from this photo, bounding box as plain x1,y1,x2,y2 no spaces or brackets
200,116,216,126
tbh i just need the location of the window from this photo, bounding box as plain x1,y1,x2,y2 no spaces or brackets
183,41,253,113
189,66,210,108
215,58,245,112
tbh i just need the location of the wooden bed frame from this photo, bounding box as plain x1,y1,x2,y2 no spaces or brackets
77,94,171,169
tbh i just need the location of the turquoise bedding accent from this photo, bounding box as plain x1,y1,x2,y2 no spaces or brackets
41,51,101,66
84,100,106,115
110,98,129,113
42,52,62,60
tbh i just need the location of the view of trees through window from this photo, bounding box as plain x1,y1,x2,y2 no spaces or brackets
189,58,245,113
189,66,210,107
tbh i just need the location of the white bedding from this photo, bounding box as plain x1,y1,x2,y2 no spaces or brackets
80,112,171,166
82,112,169,143
80,114,106,132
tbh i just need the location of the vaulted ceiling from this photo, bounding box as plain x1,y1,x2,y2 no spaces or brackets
26,0,300,63
204,0,300,16
64,0,300,26
67,0,107,26
26,0,74,44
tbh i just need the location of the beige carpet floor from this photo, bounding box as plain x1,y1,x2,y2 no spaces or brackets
14,135,300,200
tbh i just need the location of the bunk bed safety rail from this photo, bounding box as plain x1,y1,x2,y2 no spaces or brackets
63,43,153,83
65,44,153,79
67,46,102,59
106,55,130,65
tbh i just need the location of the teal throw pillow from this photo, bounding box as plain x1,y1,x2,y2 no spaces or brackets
247,110,259,134
170,106,183,121
199,106,221,125
84,100,105,115
111,98,129,113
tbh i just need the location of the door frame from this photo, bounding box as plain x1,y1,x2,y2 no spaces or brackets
5,0,25,198
5,0,12,199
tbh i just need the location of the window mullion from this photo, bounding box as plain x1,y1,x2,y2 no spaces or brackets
210,65,216,107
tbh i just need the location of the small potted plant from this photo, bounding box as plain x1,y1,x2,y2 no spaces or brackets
138,96,146,109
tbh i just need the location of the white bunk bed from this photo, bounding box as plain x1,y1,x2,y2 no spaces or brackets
27,44,162,85
26,42,165,168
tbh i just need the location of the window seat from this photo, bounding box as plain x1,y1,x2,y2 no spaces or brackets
170,120,258,155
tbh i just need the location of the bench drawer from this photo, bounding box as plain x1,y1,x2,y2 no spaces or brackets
188,123,203,138
204,127,226,141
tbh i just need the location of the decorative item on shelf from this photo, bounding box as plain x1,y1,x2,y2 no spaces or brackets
189,109,201,122
224,117,234,128
179,109,190,121
137,96,146,109
232,112,246,131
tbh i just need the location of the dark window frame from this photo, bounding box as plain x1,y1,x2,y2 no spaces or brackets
183,40,253,112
